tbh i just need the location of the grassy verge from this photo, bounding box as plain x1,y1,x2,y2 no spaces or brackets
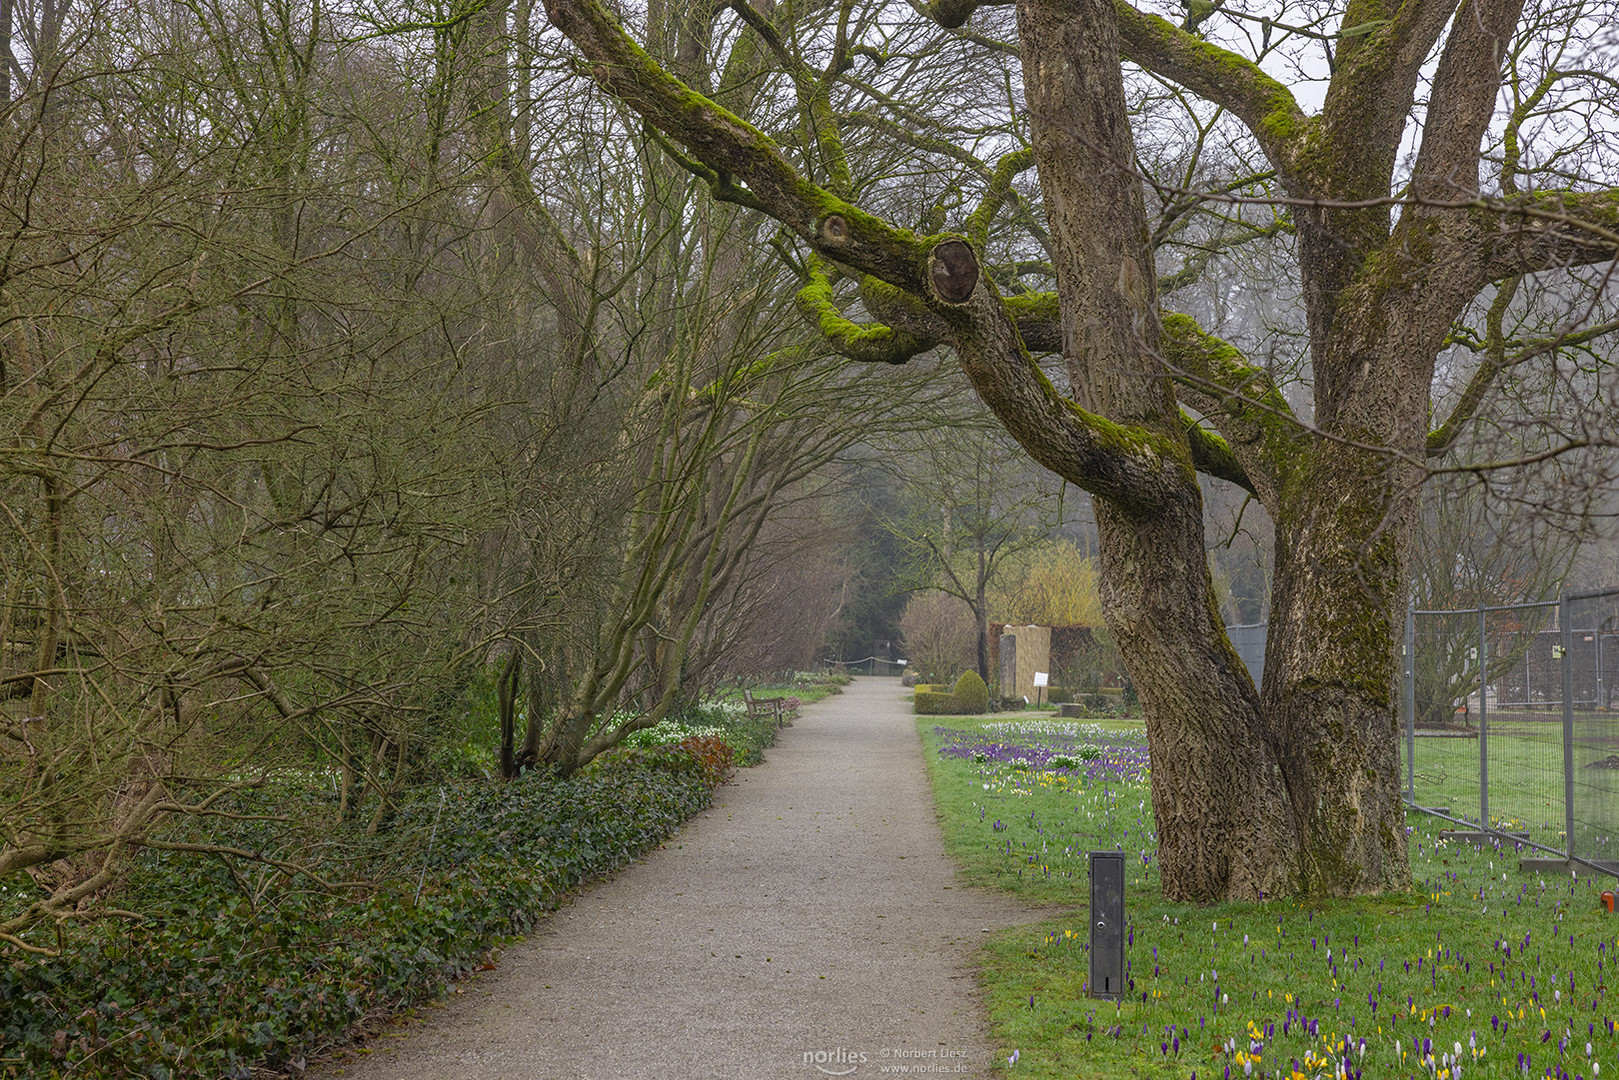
1408,719,1574,843
918,714,1619,1080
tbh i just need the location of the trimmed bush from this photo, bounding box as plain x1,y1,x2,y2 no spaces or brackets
952,670,989,715
913,690,958,715
1046,686,1072,705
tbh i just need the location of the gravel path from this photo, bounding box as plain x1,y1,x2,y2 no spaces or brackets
312,677,1042,1080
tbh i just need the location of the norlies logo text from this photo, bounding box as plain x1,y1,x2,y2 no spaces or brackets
805,1046,869,1075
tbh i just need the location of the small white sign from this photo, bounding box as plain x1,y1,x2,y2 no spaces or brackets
1033,671,1049,688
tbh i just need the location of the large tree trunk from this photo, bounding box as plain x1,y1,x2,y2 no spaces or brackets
1264,444,1413,894
1016,0,1300,900
1096,495,1298,900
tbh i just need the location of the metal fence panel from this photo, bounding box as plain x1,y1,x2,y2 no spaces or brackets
1403,602,1564,842
1567,589,1619,867
1408,608,1486,823
1226,623,1267,689
1480,605,1564,842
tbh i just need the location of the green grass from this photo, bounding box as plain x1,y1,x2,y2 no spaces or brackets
920,716,1619,1079
725,671,849,707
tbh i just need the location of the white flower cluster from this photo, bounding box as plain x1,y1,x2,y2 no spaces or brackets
622,720,727,747
982,719,1112,739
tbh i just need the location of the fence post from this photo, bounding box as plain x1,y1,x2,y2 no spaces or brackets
1479,605,1489,829
1405,602,1416,804
1563,590,1575,863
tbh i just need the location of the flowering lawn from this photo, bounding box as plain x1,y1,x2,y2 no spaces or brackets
919,716,1619,1079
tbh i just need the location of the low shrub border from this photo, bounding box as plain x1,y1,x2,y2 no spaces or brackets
0,727,759,1078
914,690,958,715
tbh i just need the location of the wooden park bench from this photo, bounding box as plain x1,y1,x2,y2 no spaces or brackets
741,688,789,728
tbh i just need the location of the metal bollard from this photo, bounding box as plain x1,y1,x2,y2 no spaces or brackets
1089,851,1125,999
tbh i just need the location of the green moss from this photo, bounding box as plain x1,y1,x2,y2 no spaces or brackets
966,148,1036,247
1160,311,1310,490
569,2,935,288
1257,105,1317,162
1002,291,1059,323
1116,3,1308,171
794,261,929,363
1092,407,1171,456
858,276,928,320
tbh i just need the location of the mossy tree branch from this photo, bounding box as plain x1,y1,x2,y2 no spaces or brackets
1477,189,1619,279
966,148,1036,249
723,0,853,196
543,0,930,289
1181,414,1254,494
1428,279,1619,456
1112,3,1310,189
795,258,933,364
930,284,1190,514
1426,277,1519,457
1160,312,1305,507
642,124,770,213
910,0,1012,30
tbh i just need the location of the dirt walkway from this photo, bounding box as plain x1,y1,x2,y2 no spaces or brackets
312,677,1041,1080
